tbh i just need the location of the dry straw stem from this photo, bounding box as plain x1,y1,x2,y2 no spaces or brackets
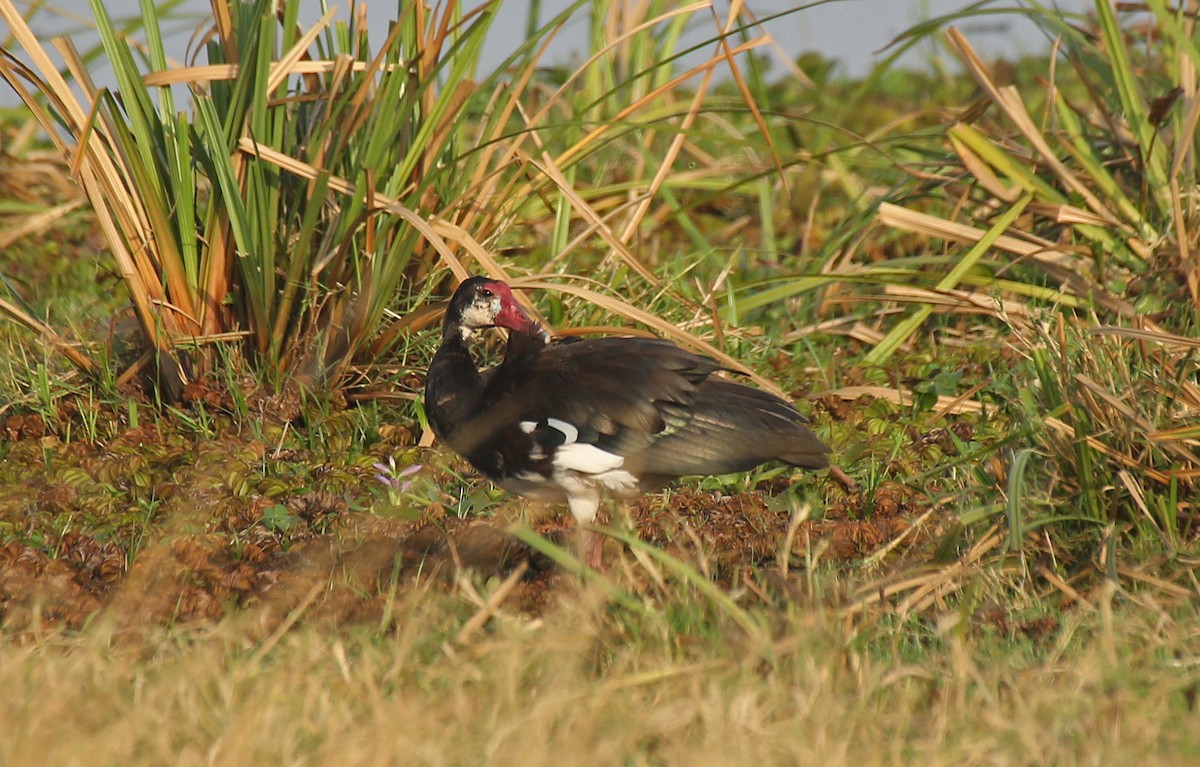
455,560,530,645
507,35,768,285
840,284,1035,325
498,5,771,275
0,190,95,366
0,199,85,249
232,140,508,284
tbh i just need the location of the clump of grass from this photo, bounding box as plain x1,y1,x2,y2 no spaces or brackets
809,3,1200,555
0,0,793,404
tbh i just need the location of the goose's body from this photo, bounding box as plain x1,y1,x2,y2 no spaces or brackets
424,277,830,566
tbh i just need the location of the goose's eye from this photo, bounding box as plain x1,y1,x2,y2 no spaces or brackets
480,288,494,298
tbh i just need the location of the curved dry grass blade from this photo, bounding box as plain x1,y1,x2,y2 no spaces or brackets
877,202,1076,270
524,1,712,129
707,0,786,196
1089,326,1200,350
0,297,96,374
601,526,770,647
140,58,410,87
266,6,337,93
876,285,1034,322
552,37,767,172
1043,416,1170,483
876,202,1144,320
235,138,514,286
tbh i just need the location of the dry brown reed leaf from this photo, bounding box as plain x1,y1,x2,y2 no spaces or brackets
0,200,86,249
1116,469,1156,528
455,560,529,645
860,506,937,569
707,0,786,195
893,530,1005,616
140,59,375,88
877,201,1149,318
1028,201,1116,227
877,202,1078,270
782,312,906,345
522,33,767,172
880,284,1033,322
234,139,511,283
1034,561,1090,608
451,7,696,272
266,6,337,93
844,529,1004,619
824,385,984,416
950,133,1021,203
518,147,656,283
504,42,758,286
1116,565,1196,599
553,325,660,339
516,1,715,162
451,31,557,247
617,60,714,247
1074,371,1200,466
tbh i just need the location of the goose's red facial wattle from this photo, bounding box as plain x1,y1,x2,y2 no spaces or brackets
485,281,539,335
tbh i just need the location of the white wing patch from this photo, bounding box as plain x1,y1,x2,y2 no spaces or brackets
519,416,628,481
546,418,578,444
554,443,625,474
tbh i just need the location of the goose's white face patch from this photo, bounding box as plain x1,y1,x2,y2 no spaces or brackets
518,420,537,434
458,295,502,338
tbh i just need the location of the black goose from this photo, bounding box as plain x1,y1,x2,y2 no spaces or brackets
424,276,831,567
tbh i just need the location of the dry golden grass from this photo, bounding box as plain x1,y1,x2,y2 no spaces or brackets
2,579,1198,766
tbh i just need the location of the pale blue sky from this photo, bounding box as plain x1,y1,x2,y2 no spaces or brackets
4,0,1090,104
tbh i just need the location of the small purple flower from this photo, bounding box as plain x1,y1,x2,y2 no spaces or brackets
374,457,422,494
